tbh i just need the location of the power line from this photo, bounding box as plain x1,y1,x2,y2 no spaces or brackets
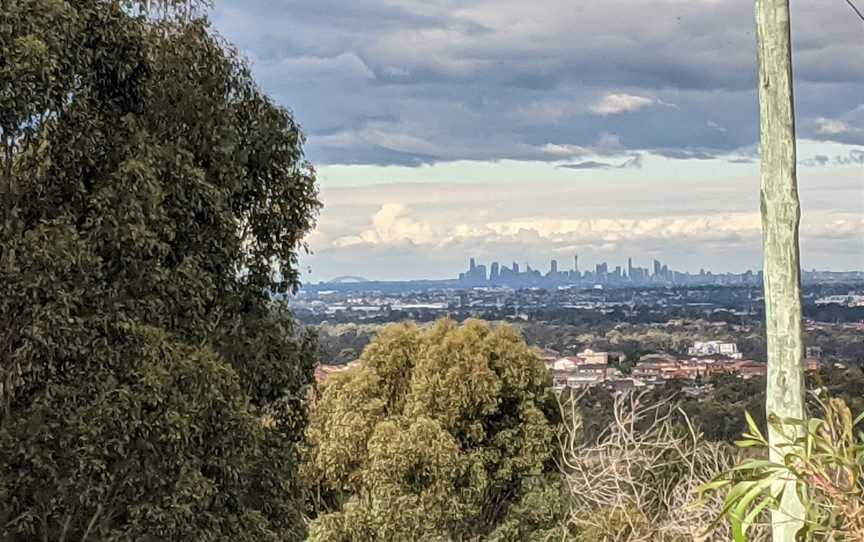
845,0,864,22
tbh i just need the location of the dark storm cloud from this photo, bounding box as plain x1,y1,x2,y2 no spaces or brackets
213,0,864,166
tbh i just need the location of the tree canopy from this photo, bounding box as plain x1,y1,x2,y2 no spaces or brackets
0,325,308,541
0,1,319,539
303,319,566,541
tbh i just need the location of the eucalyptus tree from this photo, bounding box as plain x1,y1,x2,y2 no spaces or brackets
304,319,566,542
0,1,319,539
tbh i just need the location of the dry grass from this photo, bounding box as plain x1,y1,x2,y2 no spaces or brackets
557,390,770,542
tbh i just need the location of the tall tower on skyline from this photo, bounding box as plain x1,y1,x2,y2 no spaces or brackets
574,254,579,273
550,259,558,274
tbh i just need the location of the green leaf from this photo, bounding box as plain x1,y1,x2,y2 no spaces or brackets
729,477,777,542
697,478,732,498
735,438,766,449
729,460,786,473
745,411,766,442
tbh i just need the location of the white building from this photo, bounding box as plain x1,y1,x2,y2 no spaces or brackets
688,341,742,359
553,357,584,371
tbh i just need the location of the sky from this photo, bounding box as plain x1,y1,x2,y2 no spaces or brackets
211,0,864,282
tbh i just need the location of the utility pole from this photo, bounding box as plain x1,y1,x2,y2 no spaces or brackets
754,0,806,539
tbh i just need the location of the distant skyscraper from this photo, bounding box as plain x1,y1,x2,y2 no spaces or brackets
490,262,500,281
470,257,476,272
550,259,558,274
628,257,633,278
654,259,662,277
513,262,520,274
574,254,579,273
596,263,608,281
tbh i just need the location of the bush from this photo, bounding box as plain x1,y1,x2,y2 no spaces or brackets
303,319,566,541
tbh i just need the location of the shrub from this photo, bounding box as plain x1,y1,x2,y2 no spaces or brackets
303,319,565,541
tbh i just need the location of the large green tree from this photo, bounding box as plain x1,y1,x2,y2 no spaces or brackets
303,319,566,541
0,325,309,541
0,1,319,539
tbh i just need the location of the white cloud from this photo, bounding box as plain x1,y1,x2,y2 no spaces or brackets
534,132,624,158
815,117,853,135
334,203,439,247
336,205,764,248
707,120,727,132
537,143,591,158
590,93,676,116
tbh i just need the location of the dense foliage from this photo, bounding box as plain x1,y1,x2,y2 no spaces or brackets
303,319,567,541
0,1,319,539
0,325,308,541
316,318,863,370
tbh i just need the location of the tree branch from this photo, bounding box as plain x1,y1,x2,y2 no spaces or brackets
80,503,103,542
59,511,73,542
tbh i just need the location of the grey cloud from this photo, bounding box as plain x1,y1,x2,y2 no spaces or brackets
651,148,717,161
558,161,618,170
213,0,864,166
559,154,642,170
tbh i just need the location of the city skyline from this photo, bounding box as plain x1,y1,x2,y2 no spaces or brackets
454,253,768,288
308,252,863,287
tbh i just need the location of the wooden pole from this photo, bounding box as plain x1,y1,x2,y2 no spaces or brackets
754,0,806,539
